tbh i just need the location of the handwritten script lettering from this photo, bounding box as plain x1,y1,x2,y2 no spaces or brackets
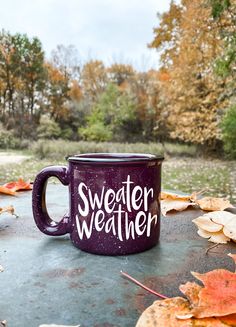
76,175,157,241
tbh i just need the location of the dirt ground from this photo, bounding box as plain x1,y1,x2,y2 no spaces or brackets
0,152,30,165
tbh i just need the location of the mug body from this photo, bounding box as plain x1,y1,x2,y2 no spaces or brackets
68,153,163,255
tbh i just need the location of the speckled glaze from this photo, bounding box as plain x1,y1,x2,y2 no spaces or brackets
32,153,164,255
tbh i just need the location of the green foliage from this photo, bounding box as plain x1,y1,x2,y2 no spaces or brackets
0,125,20,149
79,121,112,142
221,105,236,158
37,114,61,139
79,83,139,142
215,38,236,77
210,0,231,19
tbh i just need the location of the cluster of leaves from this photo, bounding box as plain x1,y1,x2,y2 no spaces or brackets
136,254,236,326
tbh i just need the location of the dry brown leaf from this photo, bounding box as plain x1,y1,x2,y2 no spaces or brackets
210,211,236,226
161,191,192,201
161,199,195,216
179,282,201,307
135,296,231,326
0,265,4,272
197,227,215,239
208,232,230,244
0,205,16,217
223,219,236,242
192,215,223,233
196,197,234,211
136,297,192,327
194,212,236,243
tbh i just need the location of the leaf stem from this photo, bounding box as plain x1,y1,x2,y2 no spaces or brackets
120,270,168,299
205,243,220,255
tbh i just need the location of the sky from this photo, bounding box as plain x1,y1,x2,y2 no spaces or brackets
0,0,173,71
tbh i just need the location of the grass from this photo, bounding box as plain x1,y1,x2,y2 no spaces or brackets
0,155,235,203
31,139,197,160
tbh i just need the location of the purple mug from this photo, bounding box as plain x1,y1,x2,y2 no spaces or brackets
32,153,164,255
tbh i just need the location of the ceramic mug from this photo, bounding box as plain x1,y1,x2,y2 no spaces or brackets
32,153,164,255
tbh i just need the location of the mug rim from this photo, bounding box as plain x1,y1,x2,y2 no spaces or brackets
67,153,164,163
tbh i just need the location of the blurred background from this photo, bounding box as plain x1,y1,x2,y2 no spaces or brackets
0,0,235,201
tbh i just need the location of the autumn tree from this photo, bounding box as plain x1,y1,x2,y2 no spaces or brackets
0,30,46,138
81,60,108,102
150,0,229,150
107,63,136,86
51,44,81,81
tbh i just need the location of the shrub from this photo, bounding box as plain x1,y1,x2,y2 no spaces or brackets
0,124,21,149
31,139,197,160
221,105,236,158
79,121,112,142
37,114,61,139
79,84,140,142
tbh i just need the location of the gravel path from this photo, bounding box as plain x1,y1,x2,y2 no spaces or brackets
0,152,30,165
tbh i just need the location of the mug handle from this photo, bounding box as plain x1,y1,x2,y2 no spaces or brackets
32,165,70,236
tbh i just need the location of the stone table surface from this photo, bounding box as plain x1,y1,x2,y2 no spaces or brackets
0,184,235,327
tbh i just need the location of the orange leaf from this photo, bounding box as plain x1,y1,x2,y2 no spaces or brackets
179,281,201,307
191,269,236,318
3,178,32,192
0,186,16,196
161,191,192,201
135,296,233,326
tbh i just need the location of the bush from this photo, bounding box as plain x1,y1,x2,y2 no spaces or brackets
31,139,197,160
37,114,61,139
221,105,236,158
0,124,21,149
80,84,140,142
79,121,112,142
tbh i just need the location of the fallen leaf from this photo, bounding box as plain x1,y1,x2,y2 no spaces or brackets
0,265,4,272
136,297,192,327
197,228,231,244
219,314,236,326
192,215,223,233
179,282,201,307
130,254,236,326
209,211,236,226
208,232,230,244
161,191,192,201
135,297,231,326
223,219,236,241
196,197,234,211
3,178,32,192
191,268,236,318
0,186,16,196
193,212,236,243
0,205,15,216
161,199,195,216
